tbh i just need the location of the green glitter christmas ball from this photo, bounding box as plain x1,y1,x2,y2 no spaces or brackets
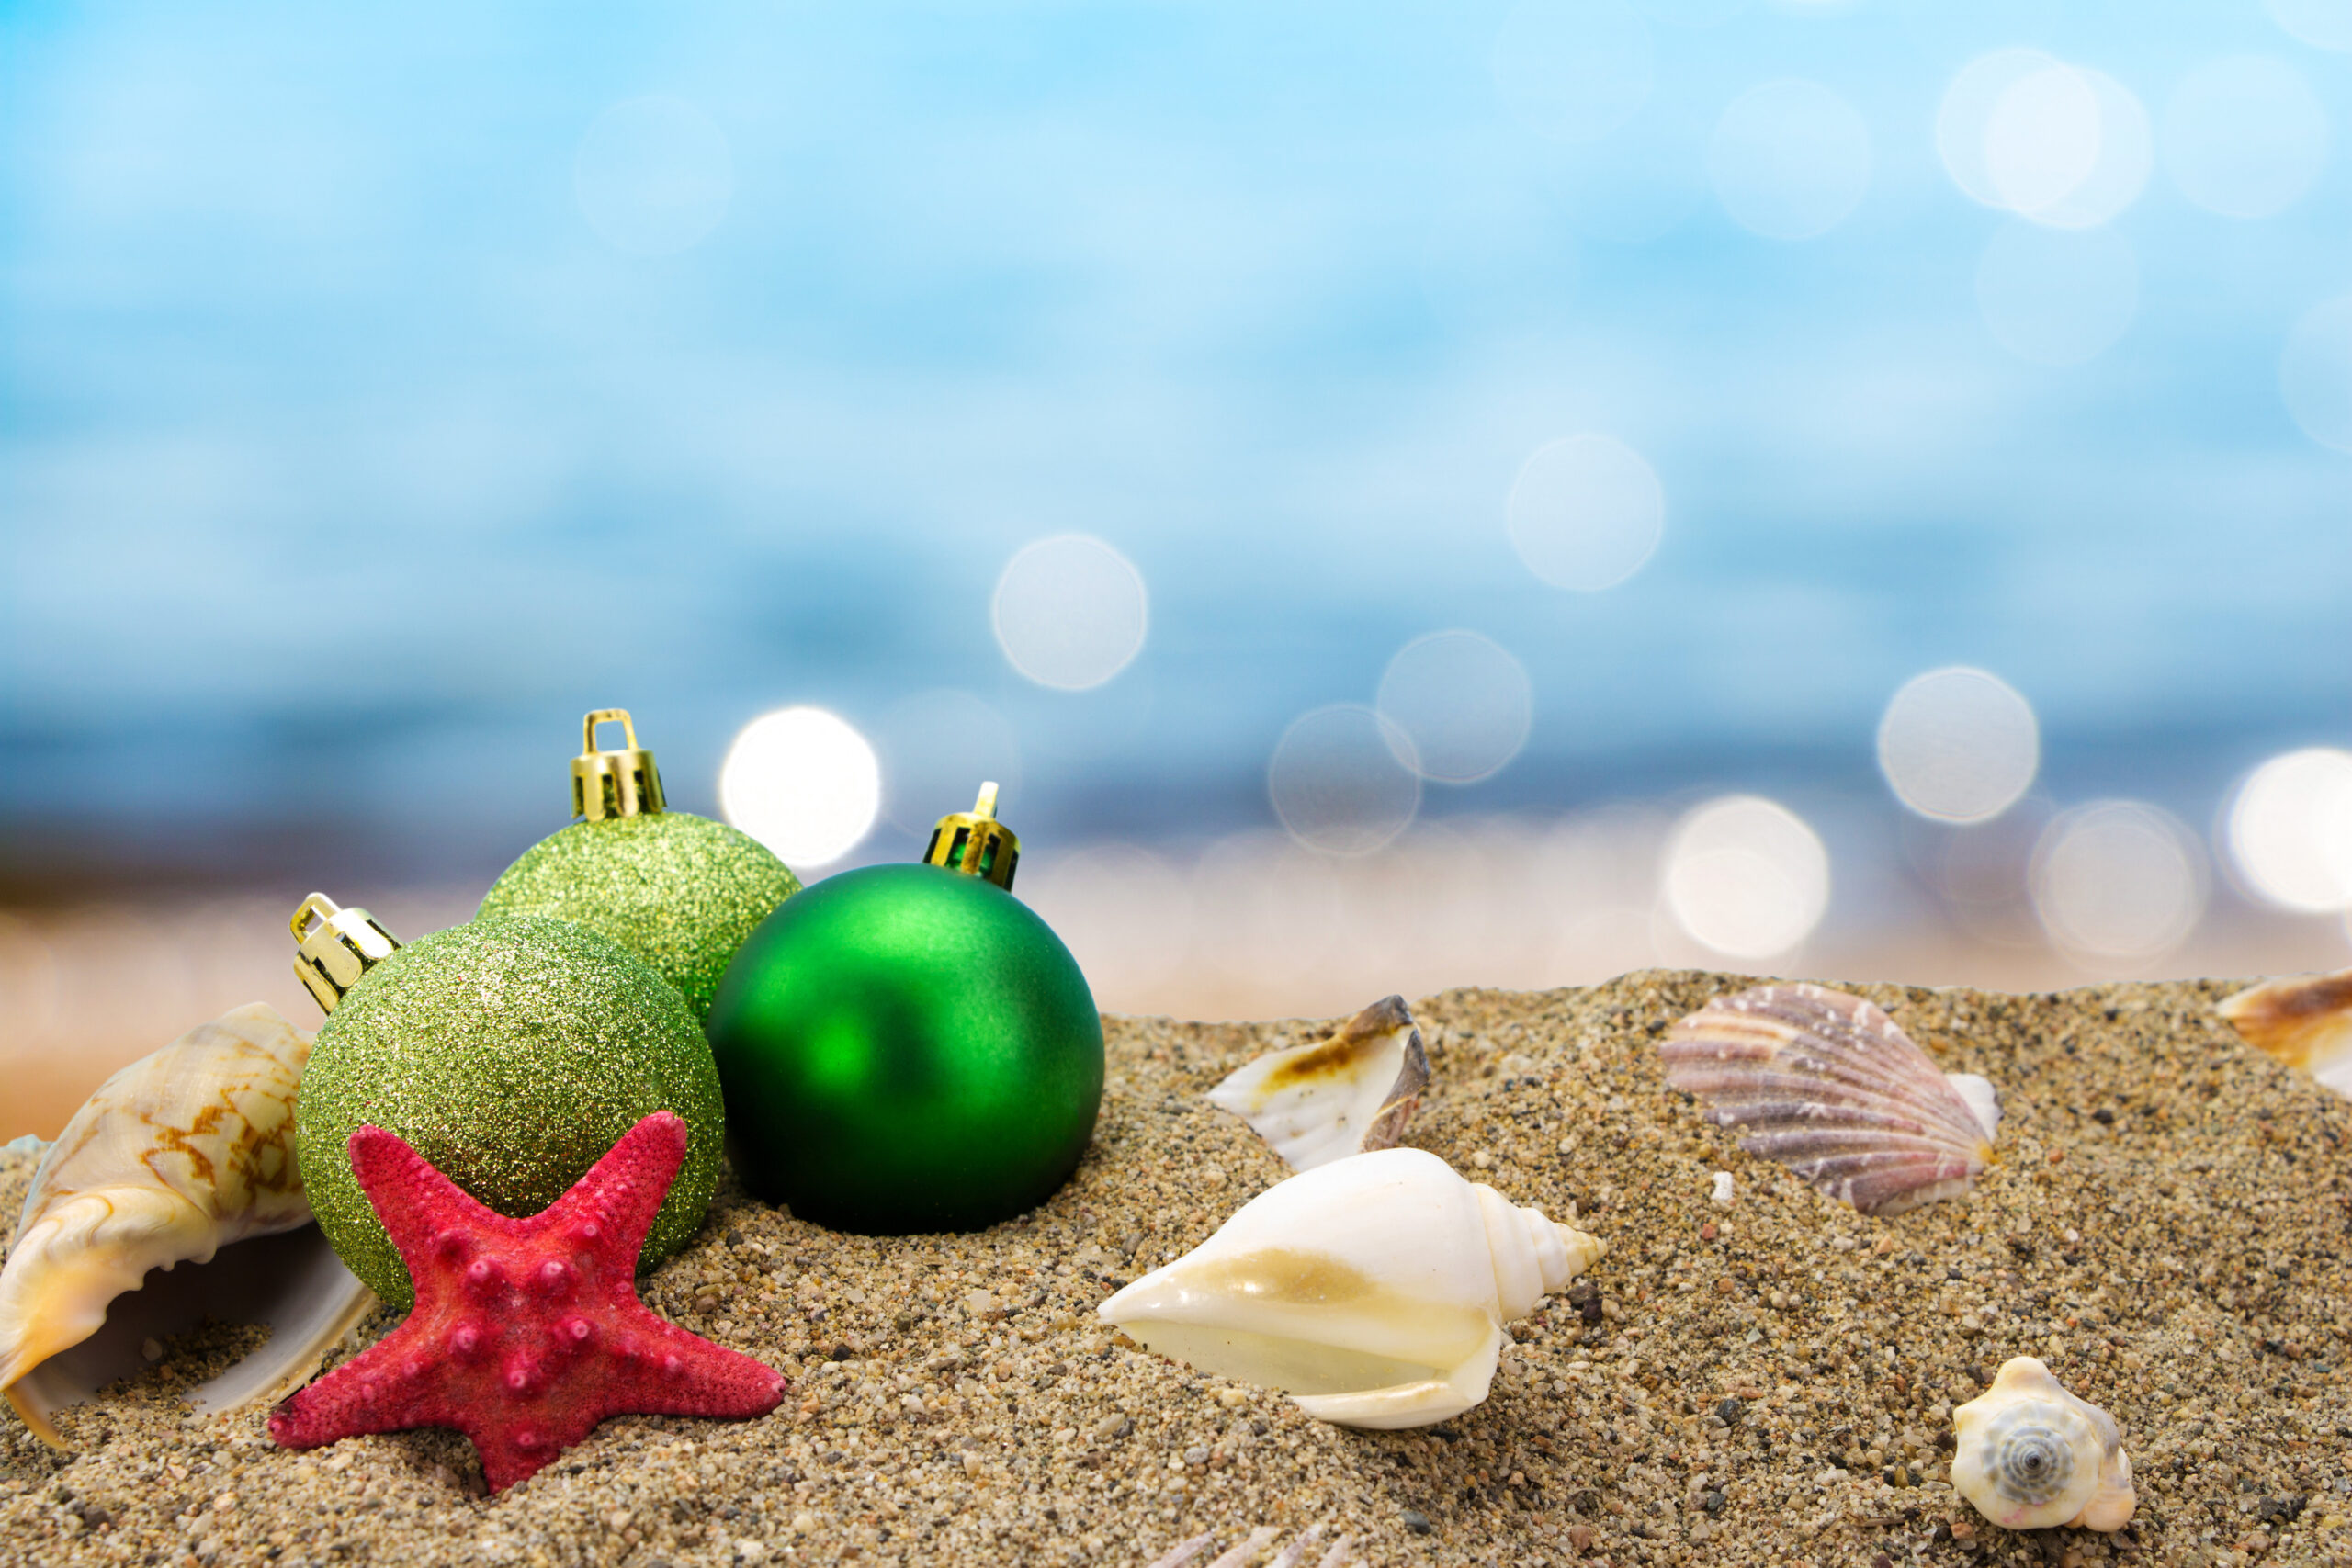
478,812,801,1020
707,863,1103,1235
297,914,725,1309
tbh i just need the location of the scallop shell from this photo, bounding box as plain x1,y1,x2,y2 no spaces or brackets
1206,996,1430,1172
1659,984,1999,1216
1951,1357,2135,1531
2218,967,2352,1100
1099,1147,1602,1429
0,1004,375,1448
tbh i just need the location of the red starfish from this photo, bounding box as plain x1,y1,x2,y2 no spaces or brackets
269,1111,785,1492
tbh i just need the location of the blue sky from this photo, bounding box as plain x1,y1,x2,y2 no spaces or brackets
3,0,2346,886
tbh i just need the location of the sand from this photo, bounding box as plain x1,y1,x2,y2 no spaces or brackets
3,971,2348,1568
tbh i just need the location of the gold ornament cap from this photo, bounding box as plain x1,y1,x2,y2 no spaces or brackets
923,782,1022,891
290,892,402,1015
572,708,666,821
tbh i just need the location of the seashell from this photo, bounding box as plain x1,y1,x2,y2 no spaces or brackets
1098,1147,1602,1429
0,1004,375,1448
1206,996,1430,1171
1660,984,1999,1216
2218,967,2352,1100
1951,1356,2134,1531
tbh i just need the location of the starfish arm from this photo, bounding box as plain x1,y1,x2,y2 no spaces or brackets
598,1306,789,1419
267,1325,459,1448
540,1110,687,1249
349,1124,508,1301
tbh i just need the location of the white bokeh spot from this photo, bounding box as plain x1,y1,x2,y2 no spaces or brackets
718,706,882,868
1662,795,1831,959
2030,802,2207,964
1939,54,2148,229
1268,705,1423,857
1707,79,1872,242
991,535,1149,691
1507,433,1666,591
2227,748,2352,913
2266,0,2352,52
1376,630,1535,785
1877,667,2040,824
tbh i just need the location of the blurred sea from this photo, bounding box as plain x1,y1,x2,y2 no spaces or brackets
4,0,2347,1136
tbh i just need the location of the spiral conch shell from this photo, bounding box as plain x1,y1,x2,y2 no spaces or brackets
1661,985,1999,1216
2218,967,2352,1100
1206,996,1431,1172
0,1003,374,1448
1952,1358,2134,1532
1098,1148,1602,1429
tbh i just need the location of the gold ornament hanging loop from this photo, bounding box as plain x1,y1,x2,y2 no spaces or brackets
922,781,1022,891
572,708,666,822
290,892,402,1014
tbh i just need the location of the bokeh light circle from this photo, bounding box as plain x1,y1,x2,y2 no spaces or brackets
1662,795,1831,959
876,689,1022,835
1506,434,1666,591
2227,748,2352,913
1707,80,1873,241
573,96,735,258
1976,223,2138,367
1939,54,2149,229
2164,57,2331,220
718,706,882,868
1491,0,1656,143
2280,295,2352,452
991,534,1149,691
1376,631,1535,784
1268,705,1423,857
2267,0,2352,52
1985,66,2151,229
2030,802,2207,962
1876,667,2041,823
1938,50,2063,209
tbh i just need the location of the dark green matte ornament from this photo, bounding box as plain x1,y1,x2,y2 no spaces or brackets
478,710,801,1019
706,785,1103,1235
296,913,725,1310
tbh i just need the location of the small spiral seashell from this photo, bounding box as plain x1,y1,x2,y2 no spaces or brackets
1659,984,1999,1216
1951,1357,2134,1531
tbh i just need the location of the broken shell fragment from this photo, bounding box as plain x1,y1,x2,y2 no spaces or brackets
1098,1147,1602,1429
1206,995,1431,1172
1952,1357,2135,1531
1660,984,1998,1216
2218,967,2352,1100
0,1004,375,1448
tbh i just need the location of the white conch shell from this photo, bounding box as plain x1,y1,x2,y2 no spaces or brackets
2219,967,2352,1100
1661,984,1999,1216
1952,1357,2135,1532
0,1003,375,1448
1207,996,1431,1171
1098,1148,1602,1429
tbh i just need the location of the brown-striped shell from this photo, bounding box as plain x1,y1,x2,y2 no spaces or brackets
2218,967,2352,1100
1659,984,1999,1216
1206,996,1430,1172
0,1004,375,1448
